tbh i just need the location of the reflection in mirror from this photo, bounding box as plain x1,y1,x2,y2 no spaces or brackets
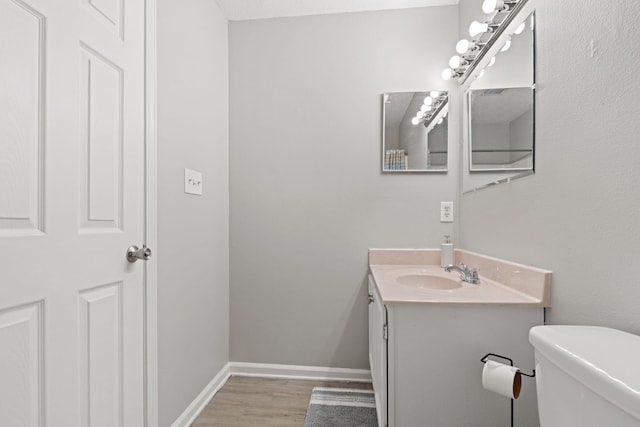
463,11,535,192
469,86,533,171
382,91,448,172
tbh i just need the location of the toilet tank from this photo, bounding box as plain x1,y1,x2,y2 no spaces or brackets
529,326,640,427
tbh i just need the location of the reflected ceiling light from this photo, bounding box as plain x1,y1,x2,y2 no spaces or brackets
423,96,433,105
501,38,512,52
482,0,516,14
478,69,486,79
488,56,496,67
514,21,526,34
420,104,429,112
430,91,441,98
411,117,420,126
437,118,444,125
417,111,425,119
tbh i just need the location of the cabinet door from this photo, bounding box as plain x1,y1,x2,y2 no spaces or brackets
368,275,387,427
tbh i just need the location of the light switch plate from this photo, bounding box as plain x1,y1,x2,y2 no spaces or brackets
185,168,203,195
440,201,454,223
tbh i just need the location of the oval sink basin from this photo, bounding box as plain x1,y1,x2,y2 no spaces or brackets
396,274,462,290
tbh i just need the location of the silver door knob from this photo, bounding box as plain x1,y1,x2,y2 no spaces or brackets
126,245,152,263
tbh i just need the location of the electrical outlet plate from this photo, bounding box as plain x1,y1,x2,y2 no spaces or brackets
185,168,203,195
440,201,454,223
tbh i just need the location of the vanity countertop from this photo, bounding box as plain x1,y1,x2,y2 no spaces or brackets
369,249,551,306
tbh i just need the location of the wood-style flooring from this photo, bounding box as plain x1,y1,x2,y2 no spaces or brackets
191,375,373,427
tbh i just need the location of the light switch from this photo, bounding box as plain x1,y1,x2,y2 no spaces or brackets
184,168,203,195
440,201,454,223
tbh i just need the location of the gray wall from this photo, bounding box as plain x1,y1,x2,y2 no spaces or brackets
157,0,229,425
229,7,459,368
459,0,640,333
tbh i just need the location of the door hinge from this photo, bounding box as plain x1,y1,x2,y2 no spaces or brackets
383,324,388,341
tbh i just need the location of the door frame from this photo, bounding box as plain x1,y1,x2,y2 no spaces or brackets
144,0,159,425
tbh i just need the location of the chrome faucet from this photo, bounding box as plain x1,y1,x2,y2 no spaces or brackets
445,264,480,284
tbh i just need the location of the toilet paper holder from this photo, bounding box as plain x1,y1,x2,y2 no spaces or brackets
480,353,536,378
481,353,535,427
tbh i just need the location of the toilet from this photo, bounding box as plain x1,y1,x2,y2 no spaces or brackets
529,325,640,426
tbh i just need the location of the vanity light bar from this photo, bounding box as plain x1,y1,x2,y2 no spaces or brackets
411,93,448,127
422,98,448,130
441,0,528,84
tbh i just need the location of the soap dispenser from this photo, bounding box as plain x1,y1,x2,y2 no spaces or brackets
441,234,453,268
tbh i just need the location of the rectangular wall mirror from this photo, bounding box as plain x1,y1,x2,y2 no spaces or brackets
463,11,535,192
382,91,448,173
468,86,533,171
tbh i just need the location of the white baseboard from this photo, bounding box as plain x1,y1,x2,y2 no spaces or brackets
229,362,372,383
171,361,371,426
171,362,231,427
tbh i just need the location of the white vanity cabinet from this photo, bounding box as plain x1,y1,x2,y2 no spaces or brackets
368,274,544,427
368,277,387,425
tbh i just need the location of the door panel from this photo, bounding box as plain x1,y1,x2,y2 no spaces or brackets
0,302,44,427
79,44,124,231
0,0,146,425
78,283,123,427
0,0,45,236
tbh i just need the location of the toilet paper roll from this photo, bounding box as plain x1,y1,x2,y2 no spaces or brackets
482,360,522,399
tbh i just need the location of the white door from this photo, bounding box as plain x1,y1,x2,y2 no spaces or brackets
0,0,146,425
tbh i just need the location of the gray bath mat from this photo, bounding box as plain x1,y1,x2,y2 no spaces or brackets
303,387,378,427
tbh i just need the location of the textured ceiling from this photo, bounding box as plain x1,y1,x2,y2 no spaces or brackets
215,0,459,21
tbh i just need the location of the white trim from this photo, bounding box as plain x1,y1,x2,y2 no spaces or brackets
144,0,158,426
229,362,372,383
170,363,231,427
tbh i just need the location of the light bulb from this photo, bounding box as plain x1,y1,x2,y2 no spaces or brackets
488,56,496,67
501,39,512,52
456,39,470,54
423,96,433,106
514,22,526,35
430,91,441,98
469,21,489,37
482,0,511,13
420,104,428,113
482,0,497,13
449,55,463,69
424,105,432,111
441,68,453,80
411,117,420,125
417,111,425,119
